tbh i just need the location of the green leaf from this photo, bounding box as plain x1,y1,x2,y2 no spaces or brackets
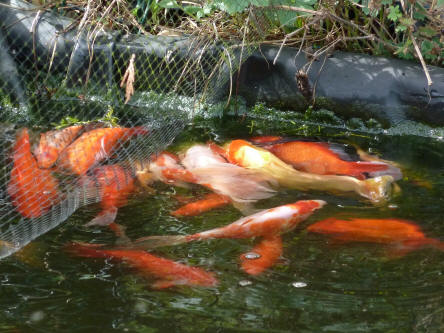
387,5,402,22
158,0,179,9
418,26,438,38
381,0,392,5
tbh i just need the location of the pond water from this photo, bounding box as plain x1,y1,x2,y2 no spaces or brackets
0,114,443,332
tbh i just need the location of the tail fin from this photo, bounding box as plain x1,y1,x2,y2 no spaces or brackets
65,242,107,258
360,175,394,204
85,207,118,226
129,235,189,249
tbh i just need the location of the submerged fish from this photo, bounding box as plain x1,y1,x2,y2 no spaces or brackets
240,234,283,276
257,138,400,180
307,217,444,255
149,151,196,187
130,200,326,249
81,164,135,226
34,125,84,169
171,193,231,217
7,129,60,218
66,242,218,289
225,139,395,204
57,126,149,175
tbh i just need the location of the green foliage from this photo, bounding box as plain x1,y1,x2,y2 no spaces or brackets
52,107,119,129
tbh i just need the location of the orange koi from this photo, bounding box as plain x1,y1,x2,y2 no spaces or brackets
81,164,135,226
7,129,60,218
57,126,149,175
129,200,326,249
240,234,283,275
66,242,218,289
33,125,83,169
225,139,395,204
250,136,282,144
307,217,444,255
149,151,197,187
171,193,231,217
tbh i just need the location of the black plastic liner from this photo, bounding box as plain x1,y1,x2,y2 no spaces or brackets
1,0,444,127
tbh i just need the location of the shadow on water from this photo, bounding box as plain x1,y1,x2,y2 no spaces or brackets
0,112,443,333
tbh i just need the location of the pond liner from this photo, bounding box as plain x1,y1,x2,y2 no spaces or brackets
0,0,443,127
235,45,444,127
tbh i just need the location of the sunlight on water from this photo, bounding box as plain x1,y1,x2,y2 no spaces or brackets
0,117,443,332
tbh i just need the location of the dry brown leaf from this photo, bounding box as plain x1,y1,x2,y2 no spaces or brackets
120,53,136,104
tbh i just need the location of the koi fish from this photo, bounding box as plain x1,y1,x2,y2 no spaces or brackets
171,193,231,217
180,144,277,203
7,129,60,218
33,125,84,169
307,217,444,255
240,234,283,275
149,151,196,187
57,126,149,175
263,140,399,180
80,164,135,226
225,140,395,204
129,200,326,249
66,242,218,289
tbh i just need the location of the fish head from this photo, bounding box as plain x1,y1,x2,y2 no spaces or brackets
292,200,327,216
226,140,269,168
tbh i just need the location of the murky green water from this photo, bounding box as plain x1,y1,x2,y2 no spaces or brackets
1,115,443,332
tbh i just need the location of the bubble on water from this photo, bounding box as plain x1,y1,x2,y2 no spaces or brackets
239,280,253,287
388,204,398,210
292,282,307,288
29,311,45,322
244,252,261,260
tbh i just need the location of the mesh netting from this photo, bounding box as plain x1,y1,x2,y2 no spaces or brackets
0,0,276,258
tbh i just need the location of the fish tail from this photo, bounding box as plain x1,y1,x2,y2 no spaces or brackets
129,235,189,249
360,175,394,204
65,242,108,258
85,207,118,227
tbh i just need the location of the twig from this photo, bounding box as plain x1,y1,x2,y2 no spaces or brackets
409,30,433,87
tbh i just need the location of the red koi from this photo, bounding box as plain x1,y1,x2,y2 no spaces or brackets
130,200,326,249
264,140,392,180
149,152,197,186
7,129,60,218
240,234,283,275
81,164,135,226
33,125,83,169
171,193,231,217
57,126,149,175
66,242,218,289
307,217,444,255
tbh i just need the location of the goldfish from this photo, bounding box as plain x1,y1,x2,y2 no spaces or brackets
129,200,326,250
253,137,401,180
171,193,231,217
225,139,395,204
33,125,83,168
7,129,60,218
307,217,444,255
80,164,135,226
57,126,149,175
66,242,218,289
240,234,283,275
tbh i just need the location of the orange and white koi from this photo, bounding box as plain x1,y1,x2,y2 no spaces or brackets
7,129,60,218
130,200,326,249
307,217,444,255
34,125,84,169
66,242,218,289
225,139,395,204
57,126,149,175
180,144,277,203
